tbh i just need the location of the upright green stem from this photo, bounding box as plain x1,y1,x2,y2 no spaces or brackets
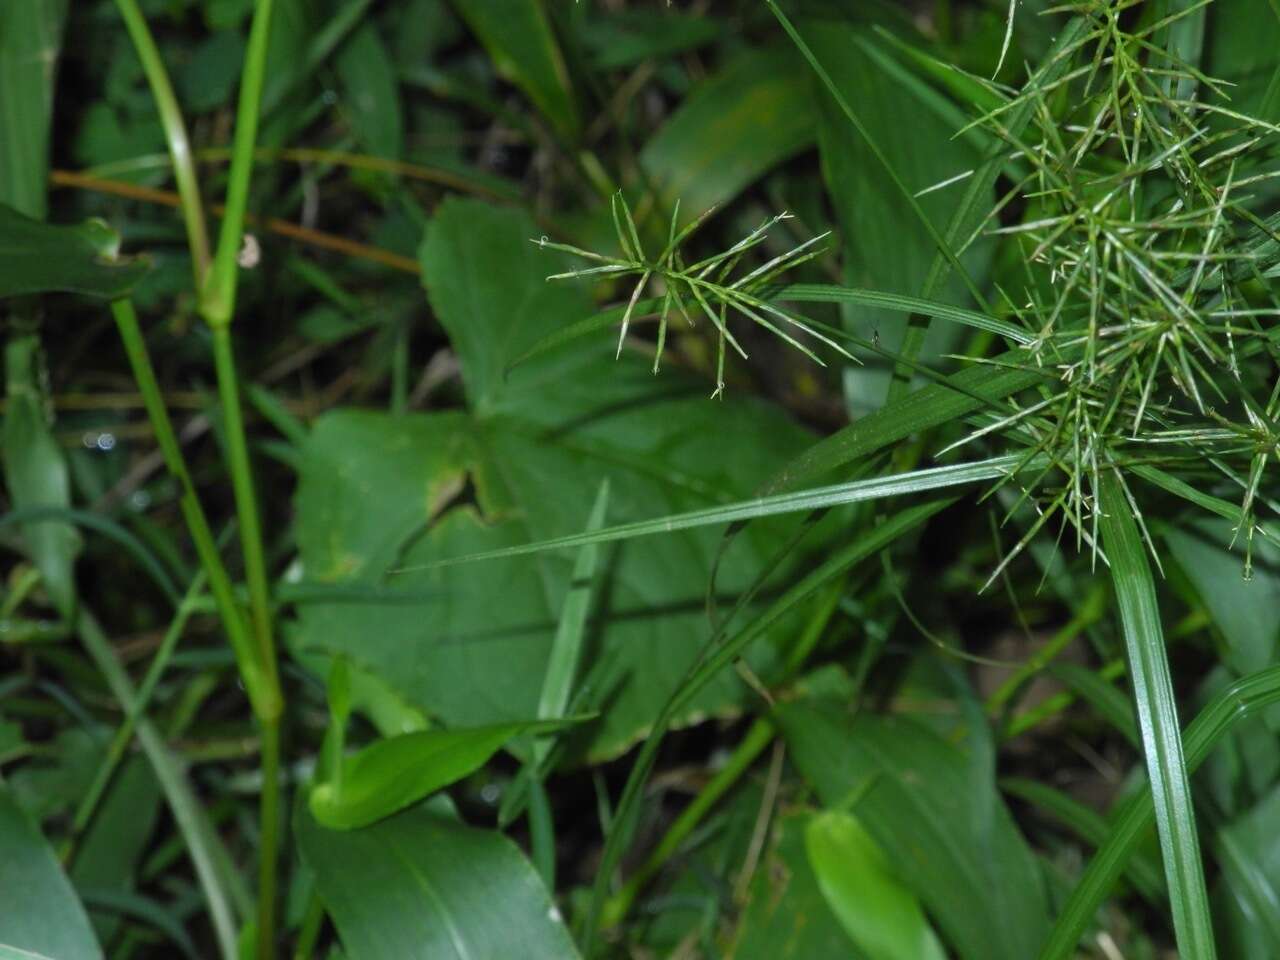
204,1,283,947
211,324,282,958
202,0,276,327
210,327,277,693
112,0,212,283
110,300,271,713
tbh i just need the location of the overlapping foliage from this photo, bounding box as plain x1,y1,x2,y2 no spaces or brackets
2,2,1280,960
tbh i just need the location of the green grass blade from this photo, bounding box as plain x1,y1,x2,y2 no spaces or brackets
76,608,244,960
0,506,180,607
536,478,610,760
1000,778,1164,903
1096,470,1216,959
772,283,1033,344
1040,663,1280,959
396,455,1023,573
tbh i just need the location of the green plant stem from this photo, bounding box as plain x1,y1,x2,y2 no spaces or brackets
1098,470,1215,960
1003,660,1126,740
985,583,1107,717
202,0,276,327
112,0,211,283
258,713,282,956
63,571,207,862
211,324,283,959
75,606,240,960
602,717,775,929
110,300,269,707
291,892,325,960
210,326,276,690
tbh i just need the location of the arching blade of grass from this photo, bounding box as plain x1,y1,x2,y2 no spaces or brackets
76,608,244,960
771,284,1033,343
1095,470,1216,959
395,454,1025,573
579,496,955,951
999,778,1164,904
1039,662,1280,960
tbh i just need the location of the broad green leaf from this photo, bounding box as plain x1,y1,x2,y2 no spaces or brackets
297,804,580,960
0,205,151,300
0,949,57,960
310,719,570,830
292,199,824,759
1098,471,1215,960
578,9,720,71
776,701,1050,960
336,21,403,159
453,0,579,141
639,47,814,226
175,30,246,114
806,809,946,960
801,20,990,411
0,788,101,960
70,758,162,944
1165,518,1280,677
728,810,865,959
3,334,80,618
0,0,67,217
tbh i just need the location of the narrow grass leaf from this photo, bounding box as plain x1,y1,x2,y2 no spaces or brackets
536,479,610,760
1000,777,1164,903
453,0,579,142
398,455,1025,572
1096,470,1215,958
3,335,80,619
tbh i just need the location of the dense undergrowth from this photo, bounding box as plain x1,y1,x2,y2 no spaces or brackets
3,1,1280,958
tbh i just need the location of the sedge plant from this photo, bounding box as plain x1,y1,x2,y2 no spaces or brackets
521,2,1280,956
